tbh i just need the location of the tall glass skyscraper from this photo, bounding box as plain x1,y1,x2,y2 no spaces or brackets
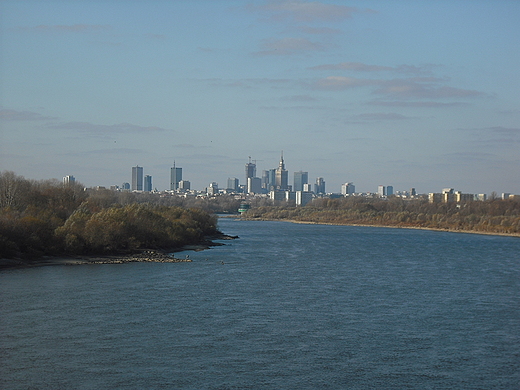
293,171,308,192
170,162,182,190
132,166,143,191
144,175,152,192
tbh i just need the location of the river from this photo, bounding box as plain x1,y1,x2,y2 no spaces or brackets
1,218,519,389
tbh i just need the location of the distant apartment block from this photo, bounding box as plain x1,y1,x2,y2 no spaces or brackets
63,175,75,185
429,188,485,203
178,180,190,191
296,191,313,206
341,182,355,196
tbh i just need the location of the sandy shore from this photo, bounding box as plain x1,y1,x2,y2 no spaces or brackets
281,219,520,238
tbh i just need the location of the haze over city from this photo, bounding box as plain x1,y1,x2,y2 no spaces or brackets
1,0,519,195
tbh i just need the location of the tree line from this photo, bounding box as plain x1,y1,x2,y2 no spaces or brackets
243,196,520,236
0,171,220,259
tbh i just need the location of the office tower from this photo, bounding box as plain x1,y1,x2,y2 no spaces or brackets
275,151,288,190
122,182,130,190
386,185,394,196
246,177,262,194
245,157,256,184
227,177,239,191
268,169,276,190
293,171,308,192
315,177,325,194
144,175,152,192
63,175,75,185
132,166,143,191
261,170,270,189
341,182,355,195
170,162,182,190
410,188,416,197
378,185,386,197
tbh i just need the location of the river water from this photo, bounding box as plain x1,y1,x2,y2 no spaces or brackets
1,218,519,389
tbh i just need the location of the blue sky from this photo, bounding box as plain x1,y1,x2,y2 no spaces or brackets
1,0,519,195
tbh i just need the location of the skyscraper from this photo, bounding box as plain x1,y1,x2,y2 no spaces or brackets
275,151,288,190
170,162,182,191
315,177,325,194
132,166,143,191
144,175,152,192
245,157,256,185
293,171,308,192
227,177,239,191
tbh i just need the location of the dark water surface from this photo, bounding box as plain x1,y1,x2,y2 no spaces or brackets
1,219,519,389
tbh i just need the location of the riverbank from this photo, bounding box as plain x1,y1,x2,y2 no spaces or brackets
0,233,238,270
280,219,520,238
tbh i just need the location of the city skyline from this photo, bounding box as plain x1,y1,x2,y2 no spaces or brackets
1,1,519,195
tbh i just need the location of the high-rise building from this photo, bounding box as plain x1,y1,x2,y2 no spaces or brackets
63,175,75,185
144,175,152,192
315,177,325,194
261,170,270,189
293,171,308,192
378,185,386,197
341,182,355,195
247,177,262,194
303,183,313,192
275,151,288,190
227,177,239,191
386,185,394,196
245,157,256,184
132,166,143,191
170,162,182,191
179,180,190,191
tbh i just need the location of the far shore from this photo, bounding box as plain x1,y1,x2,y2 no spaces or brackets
246,218,520,238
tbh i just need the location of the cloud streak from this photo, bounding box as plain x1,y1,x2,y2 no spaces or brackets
22,24,111,33
46,122,170,135
312,76,483,99
248,1,373,22
254,37,324,56
0,109,57,121
310,62,437,75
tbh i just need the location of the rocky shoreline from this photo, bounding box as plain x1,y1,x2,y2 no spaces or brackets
0,233,239,270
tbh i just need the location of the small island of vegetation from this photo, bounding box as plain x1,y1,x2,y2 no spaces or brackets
0,171,230,268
